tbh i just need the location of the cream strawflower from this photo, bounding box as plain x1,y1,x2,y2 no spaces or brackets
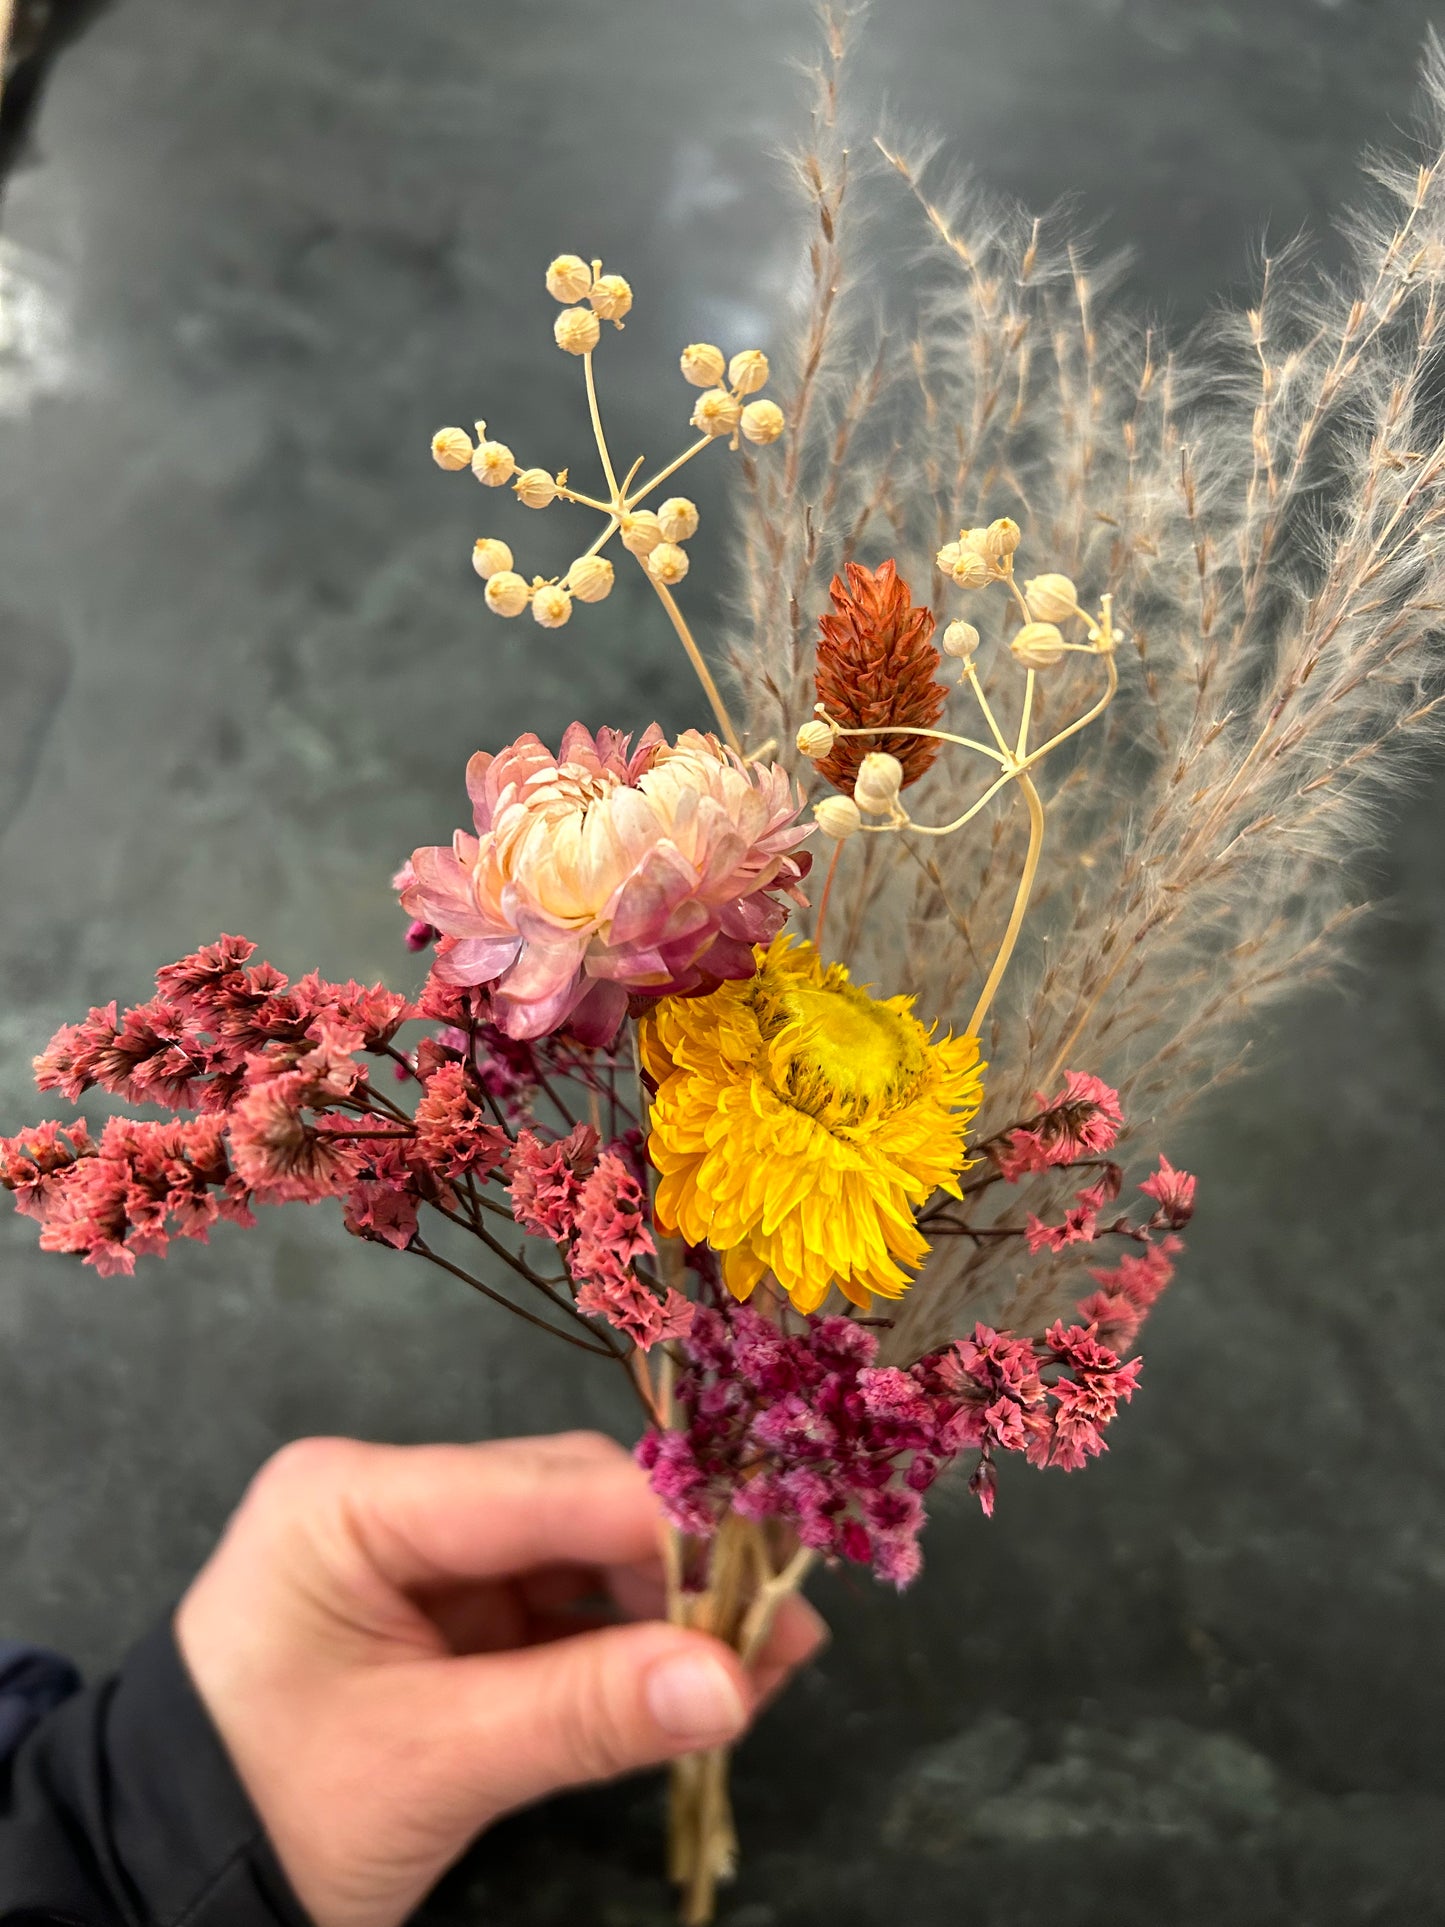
401,725,812,1044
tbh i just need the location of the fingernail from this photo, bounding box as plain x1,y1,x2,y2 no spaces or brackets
645,1652,748,1742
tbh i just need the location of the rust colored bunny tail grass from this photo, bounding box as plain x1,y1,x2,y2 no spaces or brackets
814,559,949,793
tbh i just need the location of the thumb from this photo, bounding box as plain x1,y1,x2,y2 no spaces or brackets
434,1619,751,1817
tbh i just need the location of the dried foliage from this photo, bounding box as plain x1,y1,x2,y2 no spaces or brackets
730,8,1445,1353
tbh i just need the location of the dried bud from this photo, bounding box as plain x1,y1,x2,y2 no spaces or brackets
853,751,905,817
1011,621,1066,669
728,348,770,395
546,254,593,303
588,273,632,323
942,619,980,660
566,554,614,603
431,426,473,471
796,719,837,759
936,541,964,575
814,794,862,840
959,528,990,556
657,496,700,543
691,387,743,439
471,438,517,488
532,583,573,629
484,571,530,617
647,541,690,586
514,467,559,509
620,510,663,557
740,398,785,445
554,306,602,355
472,538,514,580
983,516,1021,561
951,551,994,589
1024,573,1080,622
680,342,727,387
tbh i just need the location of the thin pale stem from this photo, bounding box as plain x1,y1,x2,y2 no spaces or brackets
813,840,844,955
644,569,744,753
627,434,713,508
964,664,1014,759
827,718,1009,765
1016,668,1036,760
966,769,1045,1037
583,351,620,501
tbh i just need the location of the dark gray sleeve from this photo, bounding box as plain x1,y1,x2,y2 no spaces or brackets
0,1619,310,1927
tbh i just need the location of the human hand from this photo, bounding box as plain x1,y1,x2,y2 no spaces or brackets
174,1430,826,1927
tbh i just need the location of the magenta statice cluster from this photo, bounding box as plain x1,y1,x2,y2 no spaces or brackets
636,1295,1146,1588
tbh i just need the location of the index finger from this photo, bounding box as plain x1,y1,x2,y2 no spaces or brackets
277,1430,665,1592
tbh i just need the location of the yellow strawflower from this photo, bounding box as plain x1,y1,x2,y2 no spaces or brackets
641,936,984,1313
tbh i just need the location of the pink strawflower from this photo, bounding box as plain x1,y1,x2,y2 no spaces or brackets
412,1063,509,1181
400,723,811,1044
1139,1154,1197,1227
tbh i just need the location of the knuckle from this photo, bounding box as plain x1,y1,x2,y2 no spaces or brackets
250,1434,364,1506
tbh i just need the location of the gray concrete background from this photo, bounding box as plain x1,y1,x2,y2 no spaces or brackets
2,1,1445,1920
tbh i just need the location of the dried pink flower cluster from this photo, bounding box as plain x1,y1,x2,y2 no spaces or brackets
3,936,471,1270
400,723,811,1045
508,1122,692,1350
637,1293,1148,1588
991,1069,1125,1180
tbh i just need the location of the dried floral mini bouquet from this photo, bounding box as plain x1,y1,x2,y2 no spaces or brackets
8,13,1445,1920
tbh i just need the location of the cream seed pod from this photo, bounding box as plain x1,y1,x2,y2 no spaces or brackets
472,538,514,580
588,273,633,323
951,551,994,589
1024,573,1081,622
620,510,663,557
657,496,700,543
942,619,981,661
1011,621,1067,669
484,571,530,617
545,254,592,303
648,541,690,586
691,388,743,439
431,426,473,471
813,794,862,840
471,438,516,487
567,554,614,603
853,752,905,818
554,306,602,356
795,719,837,759
936,541,964,575
679,342,726,387
740,399,785,445
983,516,1021,561
728,349,770,395
514,467,559,509
532,584,573,629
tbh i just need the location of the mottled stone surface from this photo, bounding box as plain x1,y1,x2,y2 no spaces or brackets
2,0,1444,1920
